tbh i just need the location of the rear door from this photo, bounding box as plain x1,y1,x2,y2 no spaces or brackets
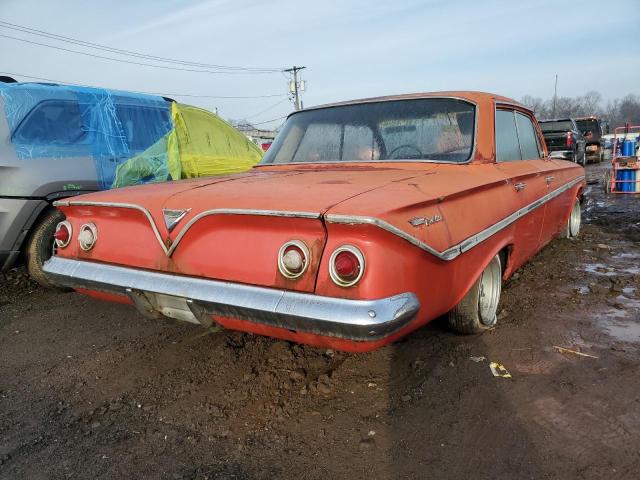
494,108,546,267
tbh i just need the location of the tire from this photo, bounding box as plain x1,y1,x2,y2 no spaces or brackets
448,254,502,334
26,208,66,289
564,198,581,239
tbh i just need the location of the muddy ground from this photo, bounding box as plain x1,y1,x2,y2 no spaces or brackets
1,163,639,480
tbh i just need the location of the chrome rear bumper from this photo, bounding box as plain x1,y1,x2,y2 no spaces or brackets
43,257,420,341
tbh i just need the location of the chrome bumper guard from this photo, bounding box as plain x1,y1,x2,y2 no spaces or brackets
43,257,421,341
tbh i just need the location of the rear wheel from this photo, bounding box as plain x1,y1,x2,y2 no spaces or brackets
26,209,66,288
564,198,581,239
448,254,502,334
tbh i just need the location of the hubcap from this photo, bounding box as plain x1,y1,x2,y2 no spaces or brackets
569,200,581,237
478,256,501,326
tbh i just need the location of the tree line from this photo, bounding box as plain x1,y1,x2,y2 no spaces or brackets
521,91,640,129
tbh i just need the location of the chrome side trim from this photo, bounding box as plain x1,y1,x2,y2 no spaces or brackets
166,208,320,256
53,200,321,257
43,256,421,342
54,200,170,254
326,175,585,262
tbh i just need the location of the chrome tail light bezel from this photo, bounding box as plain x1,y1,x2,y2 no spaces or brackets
278,240,310,279
329,244,365,287
78,223,98,251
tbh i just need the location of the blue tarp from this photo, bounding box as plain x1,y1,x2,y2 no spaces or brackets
0,82,172,189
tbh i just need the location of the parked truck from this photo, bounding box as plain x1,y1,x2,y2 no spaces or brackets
576,116,609,162
539,118,587,165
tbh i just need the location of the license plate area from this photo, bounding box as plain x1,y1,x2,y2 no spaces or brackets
151,293,200,324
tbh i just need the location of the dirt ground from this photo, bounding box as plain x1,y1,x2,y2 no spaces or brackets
1,162,639,480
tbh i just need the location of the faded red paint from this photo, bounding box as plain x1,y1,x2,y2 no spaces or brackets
54,92,585,351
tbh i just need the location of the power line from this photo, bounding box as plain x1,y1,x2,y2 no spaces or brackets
244,98,290,120
0,71,287,99
250,115,289,126
0,33,279,75
0,20,283,72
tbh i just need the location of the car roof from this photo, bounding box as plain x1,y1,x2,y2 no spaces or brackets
0,81,168,104
305,91,526,111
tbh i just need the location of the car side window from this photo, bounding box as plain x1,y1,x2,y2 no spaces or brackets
13,100,88,146
495,109,521,162
515,112,542,160
115,104,172,152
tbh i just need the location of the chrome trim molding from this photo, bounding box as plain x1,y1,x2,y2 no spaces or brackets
53,200,321,257
54,200,170,254
166,208,320,256
54,175,584,262
43,256,420,342
326,175,585,262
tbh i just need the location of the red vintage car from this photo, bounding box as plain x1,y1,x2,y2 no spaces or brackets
43,92,585,352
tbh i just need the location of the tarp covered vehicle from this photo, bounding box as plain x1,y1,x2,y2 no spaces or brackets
0,81,262,285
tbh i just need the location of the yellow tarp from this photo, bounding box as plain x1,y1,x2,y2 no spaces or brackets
112,102,263,188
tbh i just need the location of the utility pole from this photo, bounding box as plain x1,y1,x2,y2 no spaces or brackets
552,74,558,118
284,65,306,111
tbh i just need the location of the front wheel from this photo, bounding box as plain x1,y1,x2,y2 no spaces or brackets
448,254,502,334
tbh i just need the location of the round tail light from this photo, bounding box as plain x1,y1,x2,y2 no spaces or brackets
54,221,72,248
278,240,310,279
329,245,365,287
78,223,98,251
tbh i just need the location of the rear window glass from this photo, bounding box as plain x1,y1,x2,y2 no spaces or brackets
12,100,88,145
261,98,476,164
576,119,599,135
540,121,574,132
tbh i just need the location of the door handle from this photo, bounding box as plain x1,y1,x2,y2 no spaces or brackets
545,176,555,184
514,182,526,192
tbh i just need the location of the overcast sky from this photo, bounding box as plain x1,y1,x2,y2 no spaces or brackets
1,0,639,128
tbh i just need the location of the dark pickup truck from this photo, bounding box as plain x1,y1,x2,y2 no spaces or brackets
576,116,609,161
539,119,586,165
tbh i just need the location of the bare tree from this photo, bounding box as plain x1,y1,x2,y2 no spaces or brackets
523,90,639,128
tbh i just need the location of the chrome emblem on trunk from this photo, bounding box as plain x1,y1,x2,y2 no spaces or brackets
162,208,191,232
409,214,442,227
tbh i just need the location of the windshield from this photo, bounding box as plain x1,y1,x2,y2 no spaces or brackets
540,120,573,132
260,98,475,164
